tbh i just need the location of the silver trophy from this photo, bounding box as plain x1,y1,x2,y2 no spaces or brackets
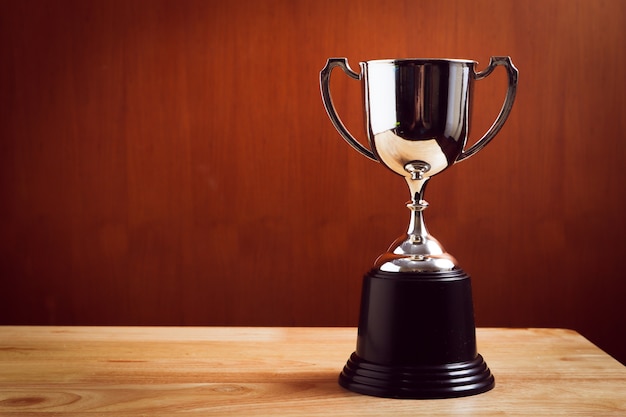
320,57,518,398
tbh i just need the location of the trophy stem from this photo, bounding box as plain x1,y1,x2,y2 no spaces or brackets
373,177,458,272
405,177,430,240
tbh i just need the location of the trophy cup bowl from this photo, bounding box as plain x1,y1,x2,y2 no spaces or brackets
320,57,518,398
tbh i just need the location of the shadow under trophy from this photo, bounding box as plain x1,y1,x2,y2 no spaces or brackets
320,56,518,399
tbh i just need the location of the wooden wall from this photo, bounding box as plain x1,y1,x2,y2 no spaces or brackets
1,0,625,363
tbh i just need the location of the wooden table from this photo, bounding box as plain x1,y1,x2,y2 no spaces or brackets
0,327,624,415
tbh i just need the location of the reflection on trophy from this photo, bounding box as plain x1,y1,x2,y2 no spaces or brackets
320,57,518,398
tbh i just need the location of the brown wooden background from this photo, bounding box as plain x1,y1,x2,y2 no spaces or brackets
1,0,625,364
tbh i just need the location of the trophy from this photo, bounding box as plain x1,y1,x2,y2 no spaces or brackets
320,57,518,398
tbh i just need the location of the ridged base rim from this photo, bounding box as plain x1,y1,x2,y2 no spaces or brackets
339,352,495,399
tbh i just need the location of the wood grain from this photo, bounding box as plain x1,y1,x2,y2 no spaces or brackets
1,0,625,364
0,326,624,415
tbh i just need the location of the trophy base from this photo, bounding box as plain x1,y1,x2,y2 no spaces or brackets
339,268,494,399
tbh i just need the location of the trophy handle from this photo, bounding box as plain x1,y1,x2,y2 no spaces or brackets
457,56,519,162
320,58,378,161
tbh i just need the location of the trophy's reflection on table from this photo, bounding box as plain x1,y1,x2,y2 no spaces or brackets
320,56,518,399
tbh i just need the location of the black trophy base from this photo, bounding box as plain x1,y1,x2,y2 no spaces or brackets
339,268,494,399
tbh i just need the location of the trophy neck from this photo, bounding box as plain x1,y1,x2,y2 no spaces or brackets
406,178,430,238
373,177,459,273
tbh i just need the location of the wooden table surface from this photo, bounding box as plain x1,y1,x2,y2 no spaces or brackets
0,327,624,416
